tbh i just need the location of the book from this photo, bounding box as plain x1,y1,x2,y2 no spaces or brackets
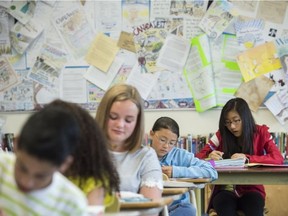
246,163,288,168
211,158,246,168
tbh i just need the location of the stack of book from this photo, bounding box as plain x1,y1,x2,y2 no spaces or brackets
212,158,246,168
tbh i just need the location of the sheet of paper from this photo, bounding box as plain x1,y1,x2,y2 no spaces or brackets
235,75,274,112
85,33,119,72
148,69,191,100
236,41,282,82
6,1,35,25
264,93,288,126
211,34,243,106
133,20,167,73
183,34,217,112
234,18,265,51
117,31,136,53
34,83,59,105
157,34,190,73
83,56,124,91
60,67,88,104
198,0,236,40
94,1,122,35
0,57,19,92
51,5,95,59
0,69,34,111
10,18,44,54
27,43,68,88
0,8,11,55
122,0,150,33
126,63,160,100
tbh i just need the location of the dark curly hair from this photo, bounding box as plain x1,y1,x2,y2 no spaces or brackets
48,99,120,195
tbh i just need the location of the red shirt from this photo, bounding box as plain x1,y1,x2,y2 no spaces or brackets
196,125,284,211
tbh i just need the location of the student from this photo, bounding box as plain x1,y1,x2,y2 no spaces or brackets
48,99,120,210
95,84,163,200
196,97,284,216
150,116,218,216
0,104,87,216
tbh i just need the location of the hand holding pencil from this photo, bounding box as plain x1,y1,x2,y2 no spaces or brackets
209,150,224,160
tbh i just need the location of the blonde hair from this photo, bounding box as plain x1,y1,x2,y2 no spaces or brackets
96,84,144,152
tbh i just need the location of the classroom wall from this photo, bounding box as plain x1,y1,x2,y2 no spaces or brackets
1,108,286,136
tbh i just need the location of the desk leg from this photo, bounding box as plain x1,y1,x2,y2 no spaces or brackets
162,205,169,216
195,188,201,216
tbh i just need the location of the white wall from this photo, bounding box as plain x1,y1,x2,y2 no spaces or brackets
1,108,286,136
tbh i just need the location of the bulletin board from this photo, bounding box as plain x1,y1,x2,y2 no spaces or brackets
0,0,288,118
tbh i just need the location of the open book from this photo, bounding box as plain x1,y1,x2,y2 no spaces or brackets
245,163,288,168
211,158,246,168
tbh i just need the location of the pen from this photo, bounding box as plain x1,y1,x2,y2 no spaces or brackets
208,143,215,151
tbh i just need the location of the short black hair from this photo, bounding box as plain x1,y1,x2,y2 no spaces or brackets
152,116,180,138
17,105,80,166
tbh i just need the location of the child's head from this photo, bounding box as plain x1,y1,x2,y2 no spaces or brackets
14,105,80,193
49,99,120,194
96,84,144,151
219,97,256,138
150,117,179,158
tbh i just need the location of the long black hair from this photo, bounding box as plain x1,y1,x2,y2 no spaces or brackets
219,98,256,158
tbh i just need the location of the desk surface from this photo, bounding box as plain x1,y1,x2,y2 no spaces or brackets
213,167,288,185
120,197,173,209
170,178,212,183
162,187,189,195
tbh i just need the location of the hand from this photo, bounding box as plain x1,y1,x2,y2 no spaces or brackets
0,210,7,216
231,153,246,160
209,150,224,160
162,166,173,178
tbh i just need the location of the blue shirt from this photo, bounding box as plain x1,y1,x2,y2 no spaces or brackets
160,147,218,205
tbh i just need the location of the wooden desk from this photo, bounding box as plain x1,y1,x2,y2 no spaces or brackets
163,187,189,196
197,167,288,215
170,177,212,184
213,167,288,185
164,178,212,216
118,197,173,216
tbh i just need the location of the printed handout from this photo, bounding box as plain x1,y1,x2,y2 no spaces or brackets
10,18,44,55
184,34,216,112
198,0,236,40
83,56,124,91
236,41,282,82
52,5,95,59
0,57,19,92
126,63,160,100
85,33,119,73
27,43,68,88
0,8,11,55
156,34,190,73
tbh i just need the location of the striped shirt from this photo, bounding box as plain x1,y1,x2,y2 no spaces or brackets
0,152,88,216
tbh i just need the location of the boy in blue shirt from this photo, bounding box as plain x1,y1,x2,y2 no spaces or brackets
150,116,217,216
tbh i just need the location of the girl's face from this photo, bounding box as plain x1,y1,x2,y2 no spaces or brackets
224,110,242,137
150,128,178,158
107,100,139,150
14,150,57,193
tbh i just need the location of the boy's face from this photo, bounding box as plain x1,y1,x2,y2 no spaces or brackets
14,150,58,193
150,128,178,158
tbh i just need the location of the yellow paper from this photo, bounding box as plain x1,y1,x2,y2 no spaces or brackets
117,31,136,53
85,33,119,72
236,42,282,82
